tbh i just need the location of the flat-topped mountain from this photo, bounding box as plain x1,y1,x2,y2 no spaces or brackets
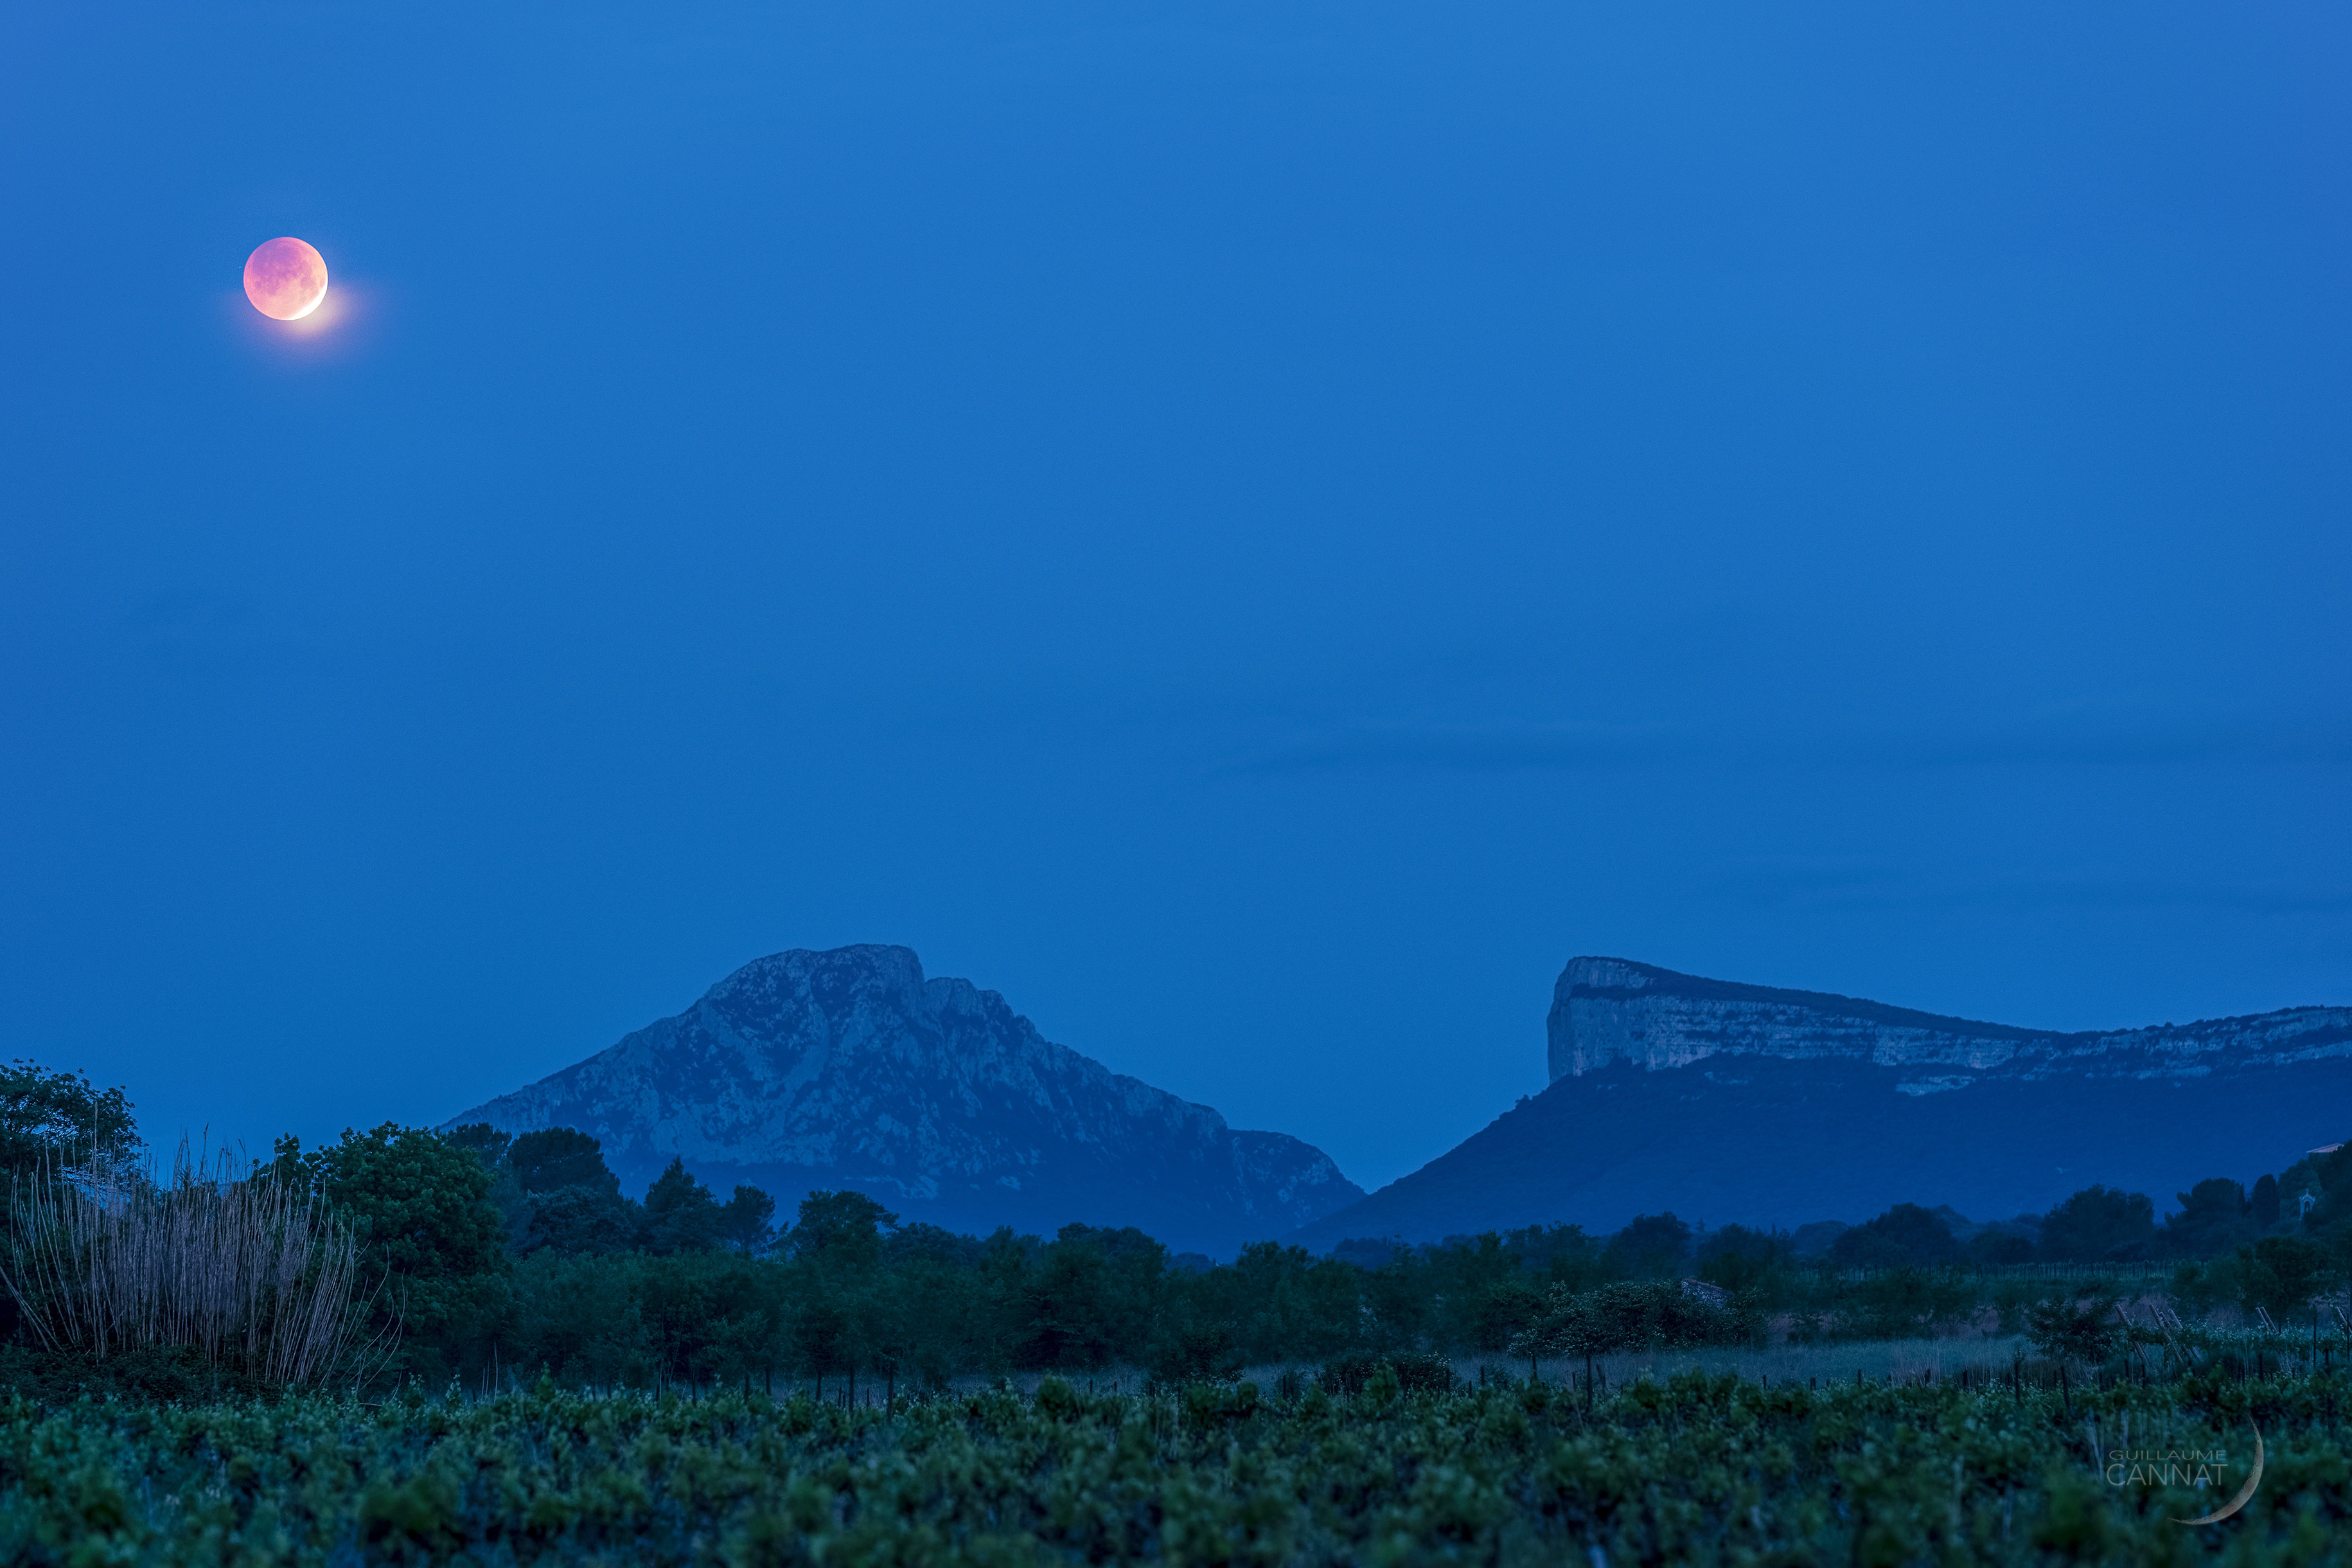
1548,956,2352,1087
1289,958,2352,1248
444,944,1362,1256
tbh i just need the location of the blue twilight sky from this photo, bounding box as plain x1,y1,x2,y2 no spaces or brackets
2,2,2348,1195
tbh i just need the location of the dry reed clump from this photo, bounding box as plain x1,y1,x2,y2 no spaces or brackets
0,1141,391,1386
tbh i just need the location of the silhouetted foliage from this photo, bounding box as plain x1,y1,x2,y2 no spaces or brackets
1832,1204,1961,1269
522,1183,639,1256
1601,1213,1692,1280
643,1159,724,1255
2238,1236,2330,1321
2250,1173,2281,1231
720,1185,777,1253
1965,1230,2035,1267
1320,1350,1451,1395
280,1123,509,1380
0,1060,141,1177
2023,1289,2118,1367
2301,1143,2352,1233
1693,1224,1790,1293
443,1123,512,1172
788,1190,897,1264
6,1073,2346,1402
2162,1177,2254,1258
508,1128,619,1195
2038,1185,2157,1263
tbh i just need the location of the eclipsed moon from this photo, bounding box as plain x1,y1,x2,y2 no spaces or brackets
243,237,329,321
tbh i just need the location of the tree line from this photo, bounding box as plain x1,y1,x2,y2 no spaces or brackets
0,1057,2348,1396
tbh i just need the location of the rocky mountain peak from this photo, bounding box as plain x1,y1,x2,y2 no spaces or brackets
444,944,1361,1256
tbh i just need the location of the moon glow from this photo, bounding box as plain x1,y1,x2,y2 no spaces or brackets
242,237,329,321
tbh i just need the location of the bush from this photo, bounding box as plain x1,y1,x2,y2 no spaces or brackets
2023,1290,2119,1368
1832,1267,1979,1341
0,1343,285,1407
0,1147,378,1386
1148,1319,1241,1387
1583,1280,1742,1349
1318,1352,1451,1396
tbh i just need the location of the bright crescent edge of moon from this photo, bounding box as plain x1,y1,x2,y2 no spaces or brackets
2171,1423,2262,1527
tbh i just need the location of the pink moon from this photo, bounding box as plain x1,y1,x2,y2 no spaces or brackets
242,237,329,321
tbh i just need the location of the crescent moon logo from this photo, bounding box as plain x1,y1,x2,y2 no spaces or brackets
2172,1423,2262,1526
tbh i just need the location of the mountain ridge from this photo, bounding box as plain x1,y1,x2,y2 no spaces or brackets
443,944,1363,1256
1288,956,2352,1249
1549,956,2351,1084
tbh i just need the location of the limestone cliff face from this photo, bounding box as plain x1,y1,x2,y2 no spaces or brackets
1287,958,2352,1248
444,945,1361,1256
1548,956,2352,1093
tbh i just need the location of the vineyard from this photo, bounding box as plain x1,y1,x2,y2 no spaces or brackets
3,1364,2348,1565
1,1077,2348,1561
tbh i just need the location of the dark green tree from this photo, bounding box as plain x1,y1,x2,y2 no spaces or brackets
1357,1244,1433,1353
2237,1236,2331,1321
1831,1204,1960,1269
2024,1290,2119,1370
1602,1213,1693,1280
442,1124,529,1245
2250,1174,2281,1231
871,1255,980,1391
1966,1230,2035,1266
642,1159,723,1255
292,1124,509,1379
1016,1226,1120,1370
2303,1143,2352,1234
1208,1238,1356,1366
719,1185,777,1253
1696,1224,1792,1292
2038,1186,2157,1263
523,1185,641,1256
787,1190,897,1266
1145,1309,1243,1386
0,1059,141,1177
1514,1285,1622,1391
1466,1273,1545,1356
1421,1232,1533,1353
2161,1178,2254,1259
1507,1223,1607,1294
636,1251,779,1391
499,1129,639,1256
502,1251,652,1389
508,1129,617,1194
442,1123,513,1171
785,1191,899,1396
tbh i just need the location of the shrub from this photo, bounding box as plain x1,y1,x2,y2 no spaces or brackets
2022,1290,2119,1368
1318,1351,1451,1396
0,1145,382,1385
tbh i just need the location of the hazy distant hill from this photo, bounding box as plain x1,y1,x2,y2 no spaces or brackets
443,944,1363,1256
1287,957,2352,1248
